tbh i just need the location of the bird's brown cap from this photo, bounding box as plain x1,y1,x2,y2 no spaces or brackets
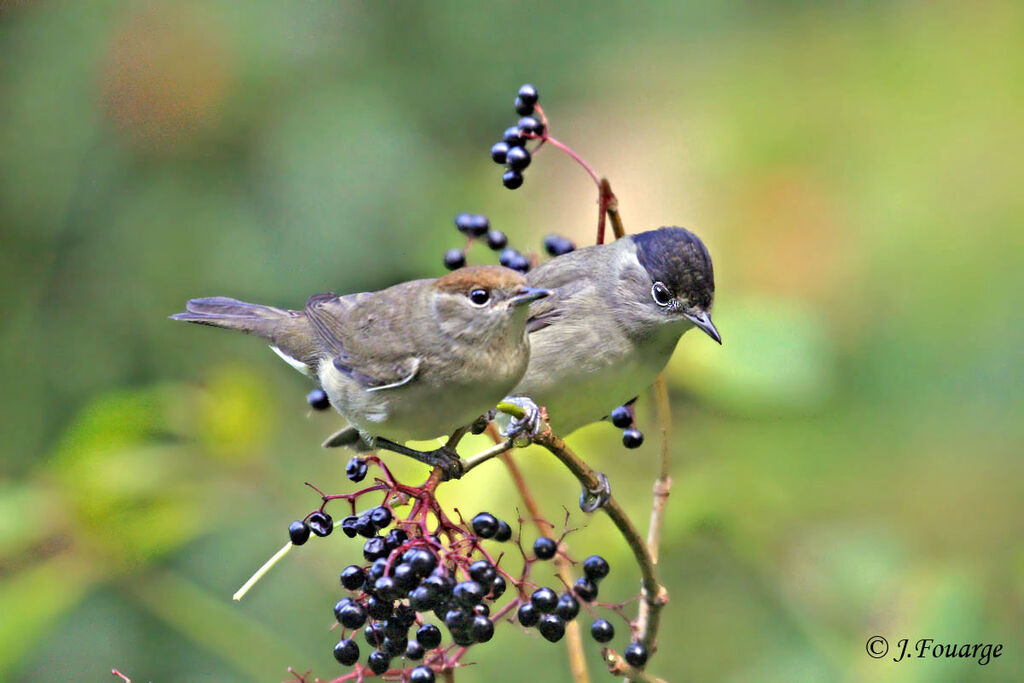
434,265,528,297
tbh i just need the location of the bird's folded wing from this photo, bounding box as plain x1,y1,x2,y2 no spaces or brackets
304,291,421,391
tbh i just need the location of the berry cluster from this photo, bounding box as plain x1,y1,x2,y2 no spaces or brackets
610,402,644,449
490,84,546,190
284,457,644,680
442,213,531,274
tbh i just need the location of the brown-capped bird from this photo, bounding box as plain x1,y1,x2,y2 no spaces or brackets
171,266,548,478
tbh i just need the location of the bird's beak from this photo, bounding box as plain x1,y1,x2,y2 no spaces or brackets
510,287,550,307
684,310,722,344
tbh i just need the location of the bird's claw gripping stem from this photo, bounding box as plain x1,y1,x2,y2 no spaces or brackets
579,472,611,512
373,438,465,481
500,396,544,446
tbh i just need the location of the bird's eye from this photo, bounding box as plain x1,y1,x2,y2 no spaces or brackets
469,288,490,306
651,282,672,307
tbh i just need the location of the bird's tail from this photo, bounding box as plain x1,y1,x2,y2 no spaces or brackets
170,297,318,369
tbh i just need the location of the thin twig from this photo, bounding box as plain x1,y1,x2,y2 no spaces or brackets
600,178,626,241
233,540,292,601
635,374,673,650
461,439,514,474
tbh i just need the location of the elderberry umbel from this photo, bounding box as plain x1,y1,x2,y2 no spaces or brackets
285,455,630,678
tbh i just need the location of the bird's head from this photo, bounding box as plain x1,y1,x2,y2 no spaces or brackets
624,226,720,344
432,266,549,340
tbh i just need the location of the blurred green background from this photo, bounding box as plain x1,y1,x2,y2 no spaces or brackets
1,1,1021,681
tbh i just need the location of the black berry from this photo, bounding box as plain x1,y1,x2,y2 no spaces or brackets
466,214,490,237
473,603,490,617
333,638,360,666
469,560,496,584
444,248,466,271
444,607,472,632
485,229,508,250
517,602,540,627
307,388,330,410
517,84,539,106
502,169,524,190
345,457,368,482
288,520,310,546
393,563,417,591
336,601,367,629
491,141,509,164
489,574,507,600
367,649,390,675
453,580,485,607
610,406,633,428
505,146,531,171
538,614,566,642
503,126,525,147
409,549,437,576
471,512,498,538
573,577,598,602
373,576,399,601
408,585,436,611
364,623,384,647
514,95,534,116
543,234,576,256
583,555,610,581
409,665,435,683
499,248,521,268
591,619,615,643
340,515,358,538
340,565,366,591
363,537,388,562
624,642,649,668
416,623,442,649
355,515,376,538
370,506,392,529
366,596,393,620
508,253,530,273
307,511,332,537
385,528,408,550
533,536,557,560
494,520,513,542
622,428,644,448
530,587,558,613
470,614,494,642
518,116,544,137
333,597,355,622
554,592,580,621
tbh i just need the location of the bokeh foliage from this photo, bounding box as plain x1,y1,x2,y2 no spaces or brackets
1,1,1021,682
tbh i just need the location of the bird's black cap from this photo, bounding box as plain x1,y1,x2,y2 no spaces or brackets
631,227,715,310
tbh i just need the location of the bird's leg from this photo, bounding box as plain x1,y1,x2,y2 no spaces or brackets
579,472,612,512
373,437,465,481
501,396,544,446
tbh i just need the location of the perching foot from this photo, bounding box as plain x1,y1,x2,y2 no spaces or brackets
501,396,544,446
374,438,465,481
579,473,611,512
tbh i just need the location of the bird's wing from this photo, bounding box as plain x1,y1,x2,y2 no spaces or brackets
304,290,422,390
